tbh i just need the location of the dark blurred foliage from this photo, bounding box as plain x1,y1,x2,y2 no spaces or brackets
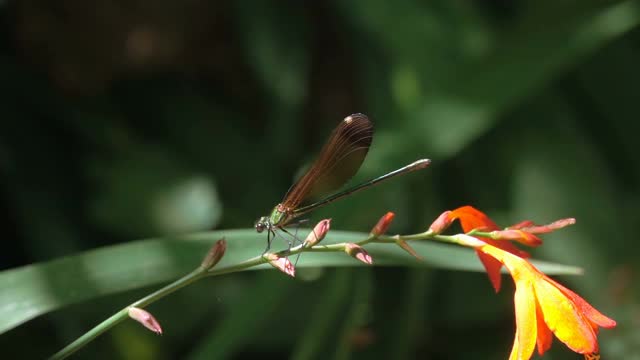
1,0,639,359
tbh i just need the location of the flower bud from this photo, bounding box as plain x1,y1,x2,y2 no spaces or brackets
370,212,395,236
266,254,296,277
200,238,227,271
428,210,453,234
304,219,331,247
523,218,576,234
344,243,373,265
490,229,542,246
507,220,535,230
128,307,163,335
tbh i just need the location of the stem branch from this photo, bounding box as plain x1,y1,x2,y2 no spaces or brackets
50,226,471,359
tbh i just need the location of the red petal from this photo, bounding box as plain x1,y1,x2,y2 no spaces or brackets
451,206,532,257
535,299,553,355
477,250,503,292
450,206,500,232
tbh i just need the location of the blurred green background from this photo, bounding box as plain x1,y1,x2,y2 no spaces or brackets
1,0,638,359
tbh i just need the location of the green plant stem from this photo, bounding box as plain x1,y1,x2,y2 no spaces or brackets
50,228,462,359
50,268,207,360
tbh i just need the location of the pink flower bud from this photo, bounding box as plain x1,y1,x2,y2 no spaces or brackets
370,212,395,236
428,210,453,234
523,218,576,234
395,239,423,260
200,238,227,270
344,243,373,265
266,254,296,277
304,219,331,247
490,229,542,246
507,220,535,230
546,217,576,230
128,307,163,335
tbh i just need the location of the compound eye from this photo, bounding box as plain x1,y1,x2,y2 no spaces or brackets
255,223,264,233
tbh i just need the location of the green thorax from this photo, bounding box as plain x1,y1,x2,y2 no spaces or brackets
269,203,293,227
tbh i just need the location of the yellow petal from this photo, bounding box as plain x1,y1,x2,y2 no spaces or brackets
512,278,537,359
534,278,597,353
509,328,520,360
535,302,553,355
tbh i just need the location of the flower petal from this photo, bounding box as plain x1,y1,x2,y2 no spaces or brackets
451,206,531,257
484,238,531,258
508,328,521,360
535,300,553,355
545,277,617,329
513,278,537,360
534,279,597,354
450,206,500,232
477,250,503,292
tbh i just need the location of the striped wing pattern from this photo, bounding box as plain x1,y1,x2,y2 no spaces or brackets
280,113,374,211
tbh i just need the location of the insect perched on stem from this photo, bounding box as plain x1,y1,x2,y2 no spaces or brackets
255,113,430,250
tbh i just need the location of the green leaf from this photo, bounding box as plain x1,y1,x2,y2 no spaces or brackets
0,229,582,335
419,0,640,158
342,0,640,158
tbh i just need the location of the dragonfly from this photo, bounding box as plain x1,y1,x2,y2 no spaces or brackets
255,113,430,250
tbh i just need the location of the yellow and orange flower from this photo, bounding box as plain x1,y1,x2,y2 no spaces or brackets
479,242,616,359
446,206,616,359
448,206,530,292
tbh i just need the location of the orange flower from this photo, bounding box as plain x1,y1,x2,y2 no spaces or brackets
447,206,576,292
449,206,530,292
477,243,616,359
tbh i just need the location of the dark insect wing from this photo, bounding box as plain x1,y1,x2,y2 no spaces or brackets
280,113,374,210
